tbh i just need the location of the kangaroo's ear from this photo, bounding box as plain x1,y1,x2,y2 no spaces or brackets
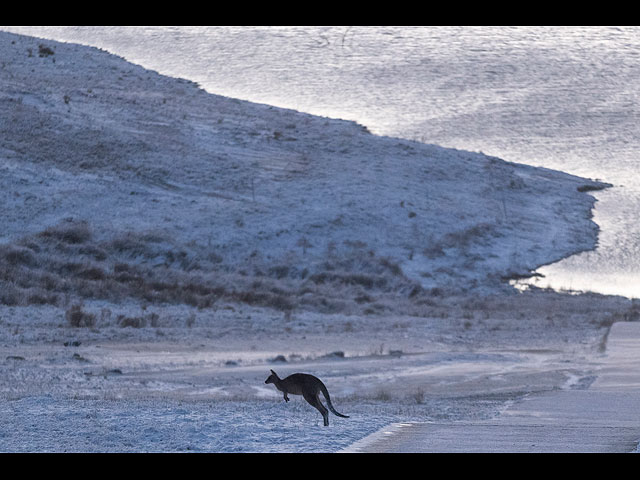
270,369,277,375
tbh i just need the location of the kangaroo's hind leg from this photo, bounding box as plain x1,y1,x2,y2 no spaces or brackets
303,391,329,426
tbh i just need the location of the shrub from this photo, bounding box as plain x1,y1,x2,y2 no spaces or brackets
78,245,108,261
77,266,106,281
378,257,402,276
65,304,97,328
39,220,91,244
268,265,290,279
1,245,36,267
117,315,146,328
27,292,57,305
410,388,425,404
309,271,385,289
38,44,55,57
0,286,21,306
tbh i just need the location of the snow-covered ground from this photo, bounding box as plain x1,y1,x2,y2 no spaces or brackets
0,31,632,452
1,292,633,452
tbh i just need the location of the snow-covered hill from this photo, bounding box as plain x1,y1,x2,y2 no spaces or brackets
0,31,608,313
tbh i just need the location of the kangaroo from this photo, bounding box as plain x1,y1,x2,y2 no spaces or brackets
265,370,349,426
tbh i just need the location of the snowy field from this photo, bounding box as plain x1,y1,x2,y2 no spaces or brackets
0,395,504,453
0,292,633,452
0,31,633,452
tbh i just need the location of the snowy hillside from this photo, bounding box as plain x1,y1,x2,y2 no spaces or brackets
0,31,608,314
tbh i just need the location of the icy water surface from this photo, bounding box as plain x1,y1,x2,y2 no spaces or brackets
4,26,640,297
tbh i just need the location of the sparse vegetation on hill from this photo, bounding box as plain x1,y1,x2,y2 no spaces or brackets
0,219,449,316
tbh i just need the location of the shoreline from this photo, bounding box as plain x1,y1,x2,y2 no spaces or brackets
0,30,609,298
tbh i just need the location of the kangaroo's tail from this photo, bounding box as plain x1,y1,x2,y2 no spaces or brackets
320,383,349,418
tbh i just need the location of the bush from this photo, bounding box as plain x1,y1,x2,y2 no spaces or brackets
1,245,36,267
117,315,146,328
39,220,91,244
65,304,96,328
0,286,21,306
38,44,55,57
77,266,106,281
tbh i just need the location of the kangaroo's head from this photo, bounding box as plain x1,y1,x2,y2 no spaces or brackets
265,369,279,384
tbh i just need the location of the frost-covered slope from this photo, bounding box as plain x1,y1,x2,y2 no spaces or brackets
0,31,607,301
